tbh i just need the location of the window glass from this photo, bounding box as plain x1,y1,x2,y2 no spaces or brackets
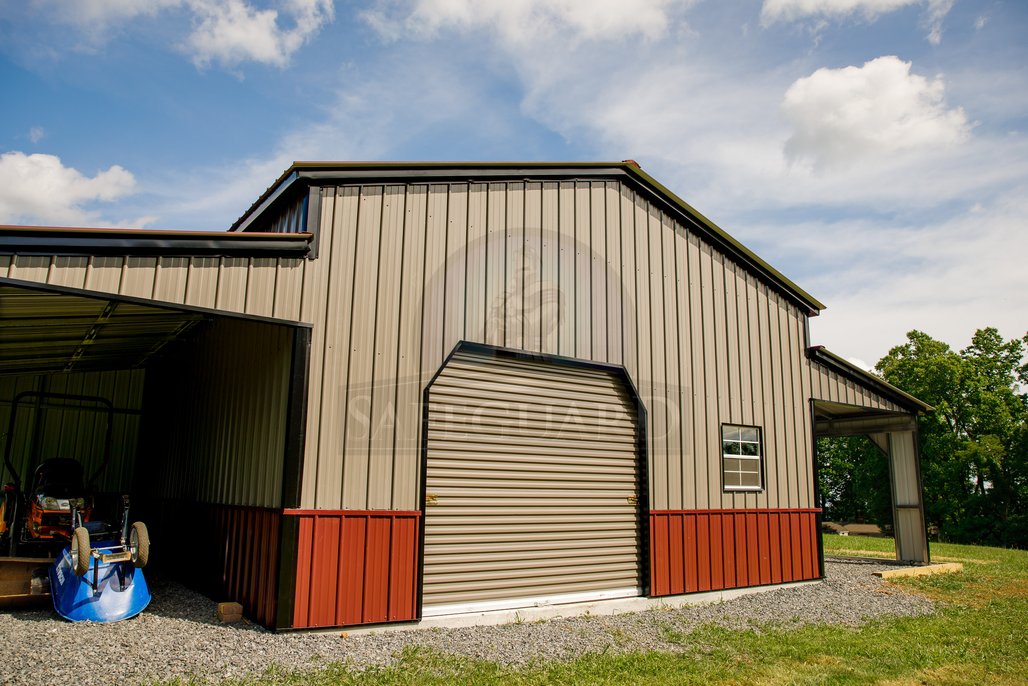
721,424,763,492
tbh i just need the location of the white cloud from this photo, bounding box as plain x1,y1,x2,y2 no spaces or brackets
804,192,1028,364
28,127,45,143
38,0,182,29
31,0,333,69
781,56,970,169
760,0,953,44
922,0,954,45
183,0,334,69
362,0,678,45
0,152,138,226
761,0,919,23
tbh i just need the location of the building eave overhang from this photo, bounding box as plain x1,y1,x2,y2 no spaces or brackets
0,225,313,258
230,161,826,315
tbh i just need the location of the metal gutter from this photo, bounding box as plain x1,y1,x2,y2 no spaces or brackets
0,226,313,258
807,345,934,413
229,161,825,315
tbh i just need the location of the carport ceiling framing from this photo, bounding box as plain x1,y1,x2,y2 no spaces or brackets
0,284,205,374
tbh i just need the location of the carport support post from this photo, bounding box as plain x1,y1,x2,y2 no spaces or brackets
870,431,929,564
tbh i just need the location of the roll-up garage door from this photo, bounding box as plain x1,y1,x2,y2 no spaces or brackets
423,348,642,615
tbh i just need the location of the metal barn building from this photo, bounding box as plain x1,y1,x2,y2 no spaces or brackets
0,162,931,629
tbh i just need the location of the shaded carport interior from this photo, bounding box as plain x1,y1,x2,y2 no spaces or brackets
808,346,933,564
0,277,308,622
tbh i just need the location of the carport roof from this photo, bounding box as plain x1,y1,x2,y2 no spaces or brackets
0,281,206,374
231,161,827,316
807,345,933,414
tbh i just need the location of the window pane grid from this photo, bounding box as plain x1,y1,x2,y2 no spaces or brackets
721,424,763,492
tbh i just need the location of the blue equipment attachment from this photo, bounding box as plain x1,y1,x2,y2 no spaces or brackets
49,537,150,622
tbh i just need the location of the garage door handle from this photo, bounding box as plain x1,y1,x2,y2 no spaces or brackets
627,496,638,505
426,493,439,506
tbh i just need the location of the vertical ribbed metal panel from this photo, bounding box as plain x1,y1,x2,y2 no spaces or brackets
1,253,307,321
808,363,903,413
290,510,420,628
294,180,820,513
141,318,291,507
422,350,641,612
650,509,820,595
0,176,823,517
266,193,307,234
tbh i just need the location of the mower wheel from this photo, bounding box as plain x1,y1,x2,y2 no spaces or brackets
130,521,149,568
71,526,91,576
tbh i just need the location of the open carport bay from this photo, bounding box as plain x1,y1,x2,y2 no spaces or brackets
0,281,307,625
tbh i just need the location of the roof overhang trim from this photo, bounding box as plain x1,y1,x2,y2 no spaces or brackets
0,226,313,258
230,161,825,315
807,345,933,414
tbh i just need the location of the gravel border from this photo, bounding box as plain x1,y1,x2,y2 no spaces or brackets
1,559,935,685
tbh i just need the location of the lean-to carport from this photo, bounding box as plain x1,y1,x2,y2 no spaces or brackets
0,226,313,625
808,346,932,564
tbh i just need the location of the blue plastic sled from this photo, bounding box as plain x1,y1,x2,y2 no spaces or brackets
49,540,151,622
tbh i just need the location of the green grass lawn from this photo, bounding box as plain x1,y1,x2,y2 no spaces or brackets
169,536,1028,686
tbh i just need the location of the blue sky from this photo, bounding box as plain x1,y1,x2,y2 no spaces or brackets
1,0,1025,368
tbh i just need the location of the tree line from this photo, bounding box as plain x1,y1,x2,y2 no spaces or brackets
817,327,1028,549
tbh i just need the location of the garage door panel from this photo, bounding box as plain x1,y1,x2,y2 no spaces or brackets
426,574,638,609
423,349,642,611
429,526,638,540
430,390,633,417
428,419,637,442
443,357,629,387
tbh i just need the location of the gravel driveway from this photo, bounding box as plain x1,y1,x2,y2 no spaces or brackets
1,558,934,685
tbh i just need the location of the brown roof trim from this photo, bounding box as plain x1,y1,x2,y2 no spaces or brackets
230,161,825,315
807,345,934,413
0,225,313,258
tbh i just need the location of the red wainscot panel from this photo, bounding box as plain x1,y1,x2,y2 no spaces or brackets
285,510,420,629
649,509,821,597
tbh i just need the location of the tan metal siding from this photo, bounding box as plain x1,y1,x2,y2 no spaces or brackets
685,232,707,509
557,183,576,358
483,184,506,349
367,187,406,509
661,214,682,512
604,182,624,366
807,362,904,413
393,186,429,509
341,186,384,507
1,253,306,321
299,188,345,507
465,184,488,346
423,350,640,610
287,180,816,512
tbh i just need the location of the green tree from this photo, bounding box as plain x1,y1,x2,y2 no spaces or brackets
816,436,891,527
876,328,1028,547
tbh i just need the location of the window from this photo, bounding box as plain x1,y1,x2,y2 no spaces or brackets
722,424,763,491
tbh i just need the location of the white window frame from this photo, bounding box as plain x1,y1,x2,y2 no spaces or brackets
721,424,764,492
